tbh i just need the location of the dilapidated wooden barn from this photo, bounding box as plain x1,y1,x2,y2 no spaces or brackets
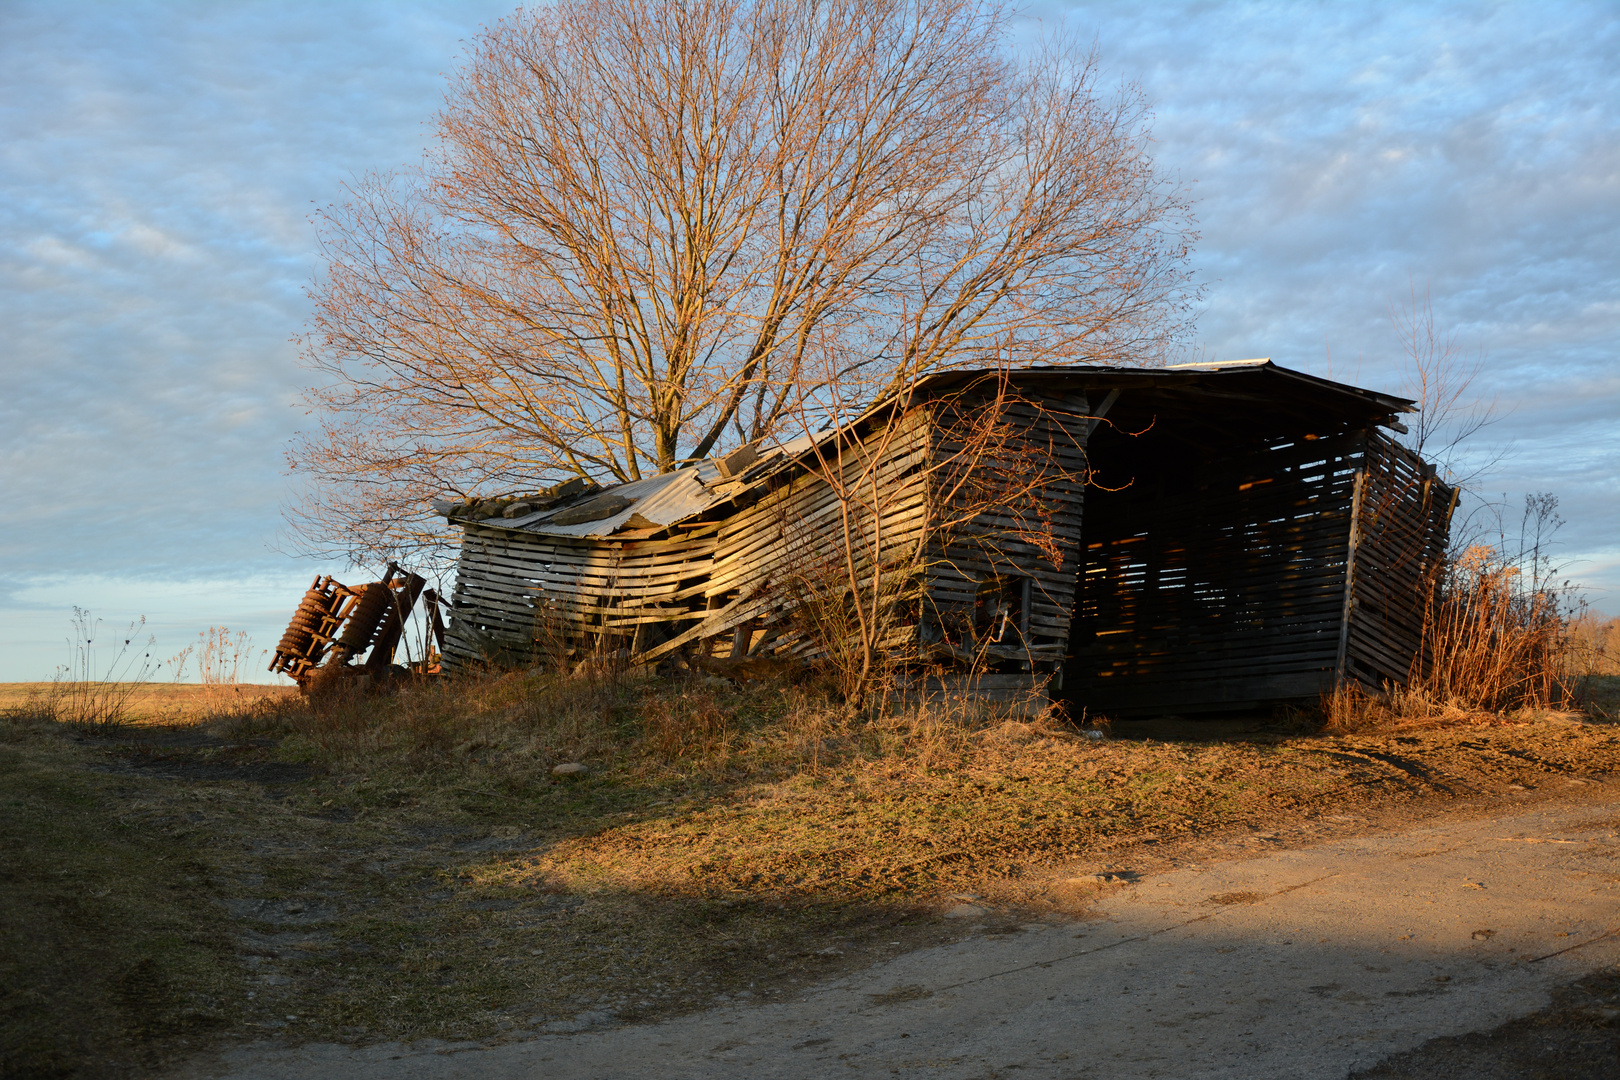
436,360,1455,714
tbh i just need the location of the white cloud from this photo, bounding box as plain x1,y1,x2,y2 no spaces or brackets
1,1,513,594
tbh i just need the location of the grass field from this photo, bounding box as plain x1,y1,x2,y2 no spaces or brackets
3,672,1618,1077
0,682,295,724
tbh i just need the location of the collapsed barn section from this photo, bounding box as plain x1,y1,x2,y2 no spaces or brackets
436,361,1455,714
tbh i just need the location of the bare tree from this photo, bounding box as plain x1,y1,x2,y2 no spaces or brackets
289,0,1198,563
1390,278,1501,486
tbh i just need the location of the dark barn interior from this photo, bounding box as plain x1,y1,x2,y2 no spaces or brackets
1063,363,1456,716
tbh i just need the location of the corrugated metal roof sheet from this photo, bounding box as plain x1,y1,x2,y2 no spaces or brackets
492,468,702,538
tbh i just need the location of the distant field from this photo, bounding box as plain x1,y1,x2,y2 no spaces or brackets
0,682,296,722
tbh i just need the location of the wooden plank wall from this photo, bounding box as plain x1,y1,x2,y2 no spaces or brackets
1343,429,1456,689
654,390,1093,668
442,528,718,670
445,403,1453,708
923,390,1093,670
1066,430,1367,712
442,406,941,669
663,403,940,661
442,389,1096,674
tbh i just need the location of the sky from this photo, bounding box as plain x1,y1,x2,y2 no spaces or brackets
1,1,1616,682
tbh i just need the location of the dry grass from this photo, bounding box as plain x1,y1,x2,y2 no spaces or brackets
0,711,251,1077
1415,544,1572,712
1323,541,1614,734
1320,680,1592,736
5,669,1620,1077
0,682,295,727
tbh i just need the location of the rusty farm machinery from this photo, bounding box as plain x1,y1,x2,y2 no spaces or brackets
268,563,447,690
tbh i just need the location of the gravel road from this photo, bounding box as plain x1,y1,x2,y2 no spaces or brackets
173,796,1620,1079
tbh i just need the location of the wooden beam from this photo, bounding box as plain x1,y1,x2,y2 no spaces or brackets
1334,468,1365,688
1084,388,1121,440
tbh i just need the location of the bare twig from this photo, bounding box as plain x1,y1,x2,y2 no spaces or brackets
1390,278,1504,487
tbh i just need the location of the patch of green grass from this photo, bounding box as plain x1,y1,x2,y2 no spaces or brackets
0,719,246,1077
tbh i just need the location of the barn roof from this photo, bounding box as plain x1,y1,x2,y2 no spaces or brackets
440,360,1413,541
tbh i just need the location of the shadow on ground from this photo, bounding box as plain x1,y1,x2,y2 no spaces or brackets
1353,968,1620,1079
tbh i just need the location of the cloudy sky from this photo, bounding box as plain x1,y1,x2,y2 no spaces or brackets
2,1,1616,682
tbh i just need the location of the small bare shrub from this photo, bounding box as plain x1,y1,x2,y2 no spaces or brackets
42,608,160,729
197,627,256,685
170,627,262,712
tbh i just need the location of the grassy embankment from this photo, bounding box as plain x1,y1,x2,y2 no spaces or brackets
3,672,1619,1077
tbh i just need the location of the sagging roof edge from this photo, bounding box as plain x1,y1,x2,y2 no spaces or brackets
438,360,1416,542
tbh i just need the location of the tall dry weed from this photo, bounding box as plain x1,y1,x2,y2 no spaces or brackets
1412,543,1572,713
1325,537,1586,732
41,608,160,729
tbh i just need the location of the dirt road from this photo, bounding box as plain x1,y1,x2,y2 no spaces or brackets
172,792,1620,1079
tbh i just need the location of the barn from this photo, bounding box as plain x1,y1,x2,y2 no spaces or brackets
434,360,1455,715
